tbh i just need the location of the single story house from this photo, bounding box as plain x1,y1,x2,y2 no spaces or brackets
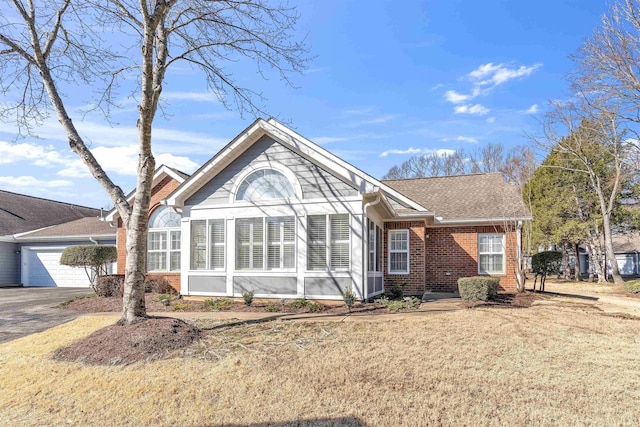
577,232,640,278
0,190,115,287
108,118,531,300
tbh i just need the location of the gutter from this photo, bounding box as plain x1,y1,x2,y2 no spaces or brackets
434,216,533,225
362,193,382,301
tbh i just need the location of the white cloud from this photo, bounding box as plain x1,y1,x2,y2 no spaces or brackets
342,106,376,116
0,175,72,189
0,141,70,167
442,136,478,143
469,63,542,87
454,104,490,116
57,145,198,178
380,147,421,157
521,104,539,114
360,114,401,125
444,90,472,104
161,91,219,103
486,116,496,123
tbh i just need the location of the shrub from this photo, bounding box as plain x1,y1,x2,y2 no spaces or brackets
288,298,310,309
203,298,232,311
389,283,405,300
387,300,406,312
624,279,640,294
373,295,419,311
342,287,357,310
152,293,178,303
265,303,280,312
306,302,324,312
95,275,124,297
374,296,390,306
145,276,176,294
172,302,192,312
531,251,563,276
457,276,500,302
241,290,255,306
60,245,117,290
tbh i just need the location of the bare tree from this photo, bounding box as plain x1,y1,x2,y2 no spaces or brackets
541,101,631,284
0,0,308,324
573,0,640,171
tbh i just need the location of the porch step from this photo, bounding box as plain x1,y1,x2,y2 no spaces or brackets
421,291,460,302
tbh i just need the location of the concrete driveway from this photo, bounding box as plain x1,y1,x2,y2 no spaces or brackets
0,287,93,344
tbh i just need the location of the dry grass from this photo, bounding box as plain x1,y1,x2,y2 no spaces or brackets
1,303,640,426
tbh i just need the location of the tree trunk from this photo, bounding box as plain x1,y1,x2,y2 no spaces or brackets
602,213,623,284
574,243,581,281
562,241,571,280
587,242,595,282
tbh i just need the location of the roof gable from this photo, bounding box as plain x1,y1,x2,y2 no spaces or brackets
104,164,188,222
0,190,99,236
167,118,429,212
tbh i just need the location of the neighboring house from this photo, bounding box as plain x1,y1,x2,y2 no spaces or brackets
577,232,640,278
0,190,114,286
104,165,189,291
110,118,531,300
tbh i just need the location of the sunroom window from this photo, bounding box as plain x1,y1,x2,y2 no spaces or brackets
190,219,225,270
147,206,181,272
235,217,295,271
307,214,350,271
236,169,295,202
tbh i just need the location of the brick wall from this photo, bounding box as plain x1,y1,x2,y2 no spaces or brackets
383,221,426,296
116,175,182,293
423,225,518,292
383,223,519,294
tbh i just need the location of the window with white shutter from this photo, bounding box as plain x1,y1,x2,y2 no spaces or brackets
307,215,327,271
236,218,264,270
266,217,295,270
209,219,225,270
388,229,409,274
190,220,207,270
330,214,350,270
307,214,350,271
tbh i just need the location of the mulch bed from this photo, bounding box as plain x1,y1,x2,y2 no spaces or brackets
52,317,201,366
461,291,540,309
59,294,394,316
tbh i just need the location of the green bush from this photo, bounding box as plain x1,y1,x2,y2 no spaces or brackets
388,284,405,300
288,298,310,309
531,251,563,276
95,275,124,297
264,303,280,312
172,302,192,312
152,293,178,303
203,298,231,311
145,276,176,294
241,290,255,306
457,276,500,302
306,302,324,312
623,279,640,294
60,245,117,290
374,295,420,311
387,300,406,312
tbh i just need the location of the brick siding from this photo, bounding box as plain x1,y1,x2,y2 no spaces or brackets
384,222,518,295
116,175,182,293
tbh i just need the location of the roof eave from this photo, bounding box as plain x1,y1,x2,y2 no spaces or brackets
14,233,116,242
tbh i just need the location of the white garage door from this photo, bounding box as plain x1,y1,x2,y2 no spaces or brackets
22,248,91,287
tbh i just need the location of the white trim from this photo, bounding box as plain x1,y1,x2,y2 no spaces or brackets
167,119,430,213
12,234,115,242
435,216,533,225
388,229,410,275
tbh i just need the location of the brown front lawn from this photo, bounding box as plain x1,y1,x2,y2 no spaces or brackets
2,296,639,426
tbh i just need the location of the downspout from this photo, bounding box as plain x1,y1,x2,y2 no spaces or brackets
362,193,382,301
89,237,98,245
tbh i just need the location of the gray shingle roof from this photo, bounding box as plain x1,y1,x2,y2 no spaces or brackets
16,217,115,239
0,190,100,236
612,232,640,253
382,173,531,220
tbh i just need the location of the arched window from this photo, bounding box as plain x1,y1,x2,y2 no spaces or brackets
147,206,181,272
235,169,295,202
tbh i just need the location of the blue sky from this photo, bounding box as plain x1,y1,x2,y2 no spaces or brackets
0,0,608,208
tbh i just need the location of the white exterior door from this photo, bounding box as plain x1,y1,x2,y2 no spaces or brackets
22,247,91,287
